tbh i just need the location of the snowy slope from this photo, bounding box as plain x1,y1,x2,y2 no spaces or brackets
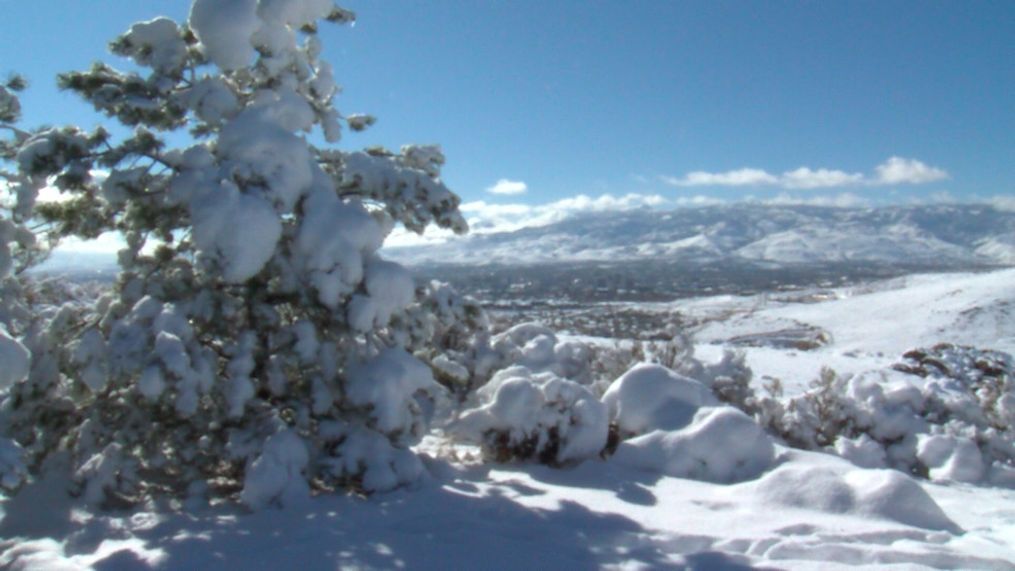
734,223,969,264
385,203,1015,268
976,235,1015,265
688,268,1015,392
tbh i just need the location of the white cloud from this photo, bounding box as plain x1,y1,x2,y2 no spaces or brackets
673,195,728,207
988,195,1015,212
781,167,863,189
384,190,908,248
661,157,948,189
383,225,458,248
874,157,949,184
661,168,777,187
926,191,957,204
544,193,667,212
386,193,669,247
486,178,528,195
464,193,667,233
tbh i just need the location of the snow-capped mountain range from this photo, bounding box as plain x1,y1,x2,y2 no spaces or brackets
386,203,1015,268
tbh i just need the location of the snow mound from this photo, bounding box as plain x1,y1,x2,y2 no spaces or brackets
612,406,775,483
916,435,986,483
752,465,856,513
601,363,716,435
748,464,960,532
846,469,960,532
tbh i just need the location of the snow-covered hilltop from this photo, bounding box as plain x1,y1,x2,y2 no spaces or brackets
386,203,1015,268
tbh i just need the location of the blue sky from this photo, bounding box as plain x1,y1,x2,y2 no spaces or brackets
2,1,1013,212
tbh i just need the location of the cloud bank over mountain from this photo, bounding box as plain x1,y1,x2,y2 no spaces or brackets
660,157,948,189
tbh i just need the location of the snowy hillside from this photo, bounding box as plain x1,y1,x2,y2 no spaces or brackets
687,268,1015,392
386,203,1015,268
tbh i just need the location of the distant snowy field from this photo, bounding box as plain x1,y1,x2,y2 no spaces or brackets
687,268,1015,394
3,268,1013,570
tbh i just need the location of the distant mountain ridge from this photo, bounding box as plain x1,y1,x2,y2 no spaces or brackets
385,203,1015,268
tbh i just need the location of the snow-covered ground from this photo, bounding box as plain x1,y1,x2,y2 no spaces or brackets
2,269,1014,570
2,444,1013,570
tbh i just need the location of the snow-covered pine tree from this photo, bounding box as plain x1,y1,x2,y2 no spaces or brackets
1,0,472,509
0,76,68,492
1,74,56,304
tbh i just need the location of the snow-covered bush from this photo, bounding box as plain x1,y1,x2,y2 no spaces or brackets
489,323,601,385
601,363,717,437
446,323,766,470
755,345,1015,486
895,343,1014,430
590,333,756,410
447,323,623,464
601,364,775,483
453,366,608,465
0,1,473,508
